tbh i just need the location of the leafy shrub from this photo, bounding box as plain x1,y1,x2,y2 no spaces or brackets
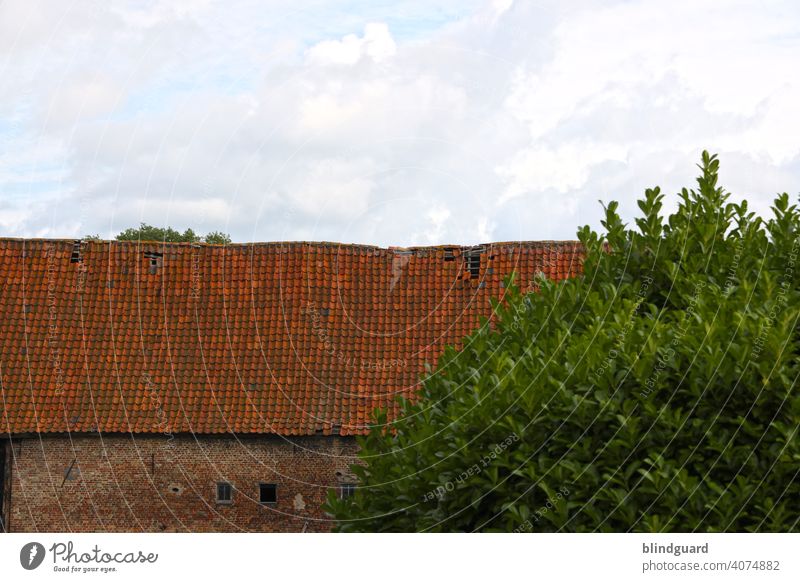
326,152,800,532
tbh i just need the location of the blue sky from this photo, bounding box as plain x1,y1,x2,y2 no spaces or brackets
1,0,799,245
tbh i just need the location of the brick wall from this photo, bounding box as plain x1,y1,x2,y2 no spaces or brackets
1,442,9,532
4,434,359,532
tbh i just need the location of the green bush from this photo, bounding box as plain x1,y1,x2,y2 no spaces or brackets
326,152,800,532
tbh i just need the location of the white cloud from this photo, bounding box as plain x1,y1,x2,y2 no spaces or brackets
490,0,514,20
305,22,397,66
284,157,375,219
419,204,451,244
497,142,629,202
1,0,799,246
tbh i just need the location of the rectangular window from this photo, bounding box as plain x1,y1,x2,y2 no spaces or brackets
340,483,356,499
259,483,277,504
144,251,163,274
216,482,232,504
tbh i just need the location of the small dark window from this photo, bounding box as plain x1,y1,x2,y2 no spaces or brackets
259,483,277,504
144,251,163,274
444,248,456,262
340,484,356,499
216,482,232,504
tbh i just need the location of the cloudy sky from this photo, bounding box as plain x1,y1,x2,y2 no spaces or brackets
1,0,799,246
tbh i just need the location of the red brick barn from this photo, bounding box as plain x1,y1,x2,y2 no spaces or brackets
0,238,581,532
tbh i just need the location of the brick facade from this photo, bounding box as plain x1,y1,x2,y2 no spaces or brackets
2,434,358,532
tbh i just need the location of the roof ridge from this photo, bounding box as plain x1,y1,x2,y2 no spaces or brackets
0,237,580,250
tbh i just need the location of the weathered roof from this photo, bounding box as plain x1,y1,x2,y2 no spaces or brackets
0,238,582,435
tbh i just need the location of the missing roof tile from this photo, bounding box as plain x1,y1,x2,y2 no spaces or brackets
443,248,456,262
464,246,486,278
466,255,480,277
70,240,82,263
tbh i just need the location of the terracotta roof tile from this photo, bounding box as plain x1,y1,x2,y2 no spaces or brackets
0,238,582,435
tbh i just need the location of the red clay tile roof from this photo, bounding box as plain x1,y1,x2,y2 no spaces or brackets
0,238,583,436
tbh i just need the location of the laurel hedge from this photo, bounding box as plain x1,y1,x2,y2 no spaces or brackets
326,152,799,532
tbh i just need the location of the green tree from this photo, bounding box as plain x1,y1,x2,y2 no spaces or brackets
88,223,232,244
326,152,800,532
202,230,233,245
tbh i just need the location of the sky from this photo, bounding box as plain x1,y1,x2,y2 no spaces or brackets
1,0,799,247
